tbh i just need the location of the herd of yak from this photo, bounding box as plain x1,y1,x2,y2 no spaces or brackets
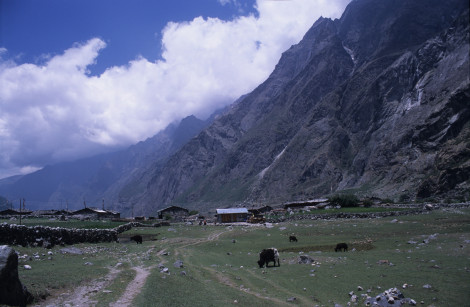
128,234,348,268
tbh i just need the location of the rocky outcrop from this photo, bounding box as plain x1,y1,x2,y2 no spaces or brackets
0,245,33,307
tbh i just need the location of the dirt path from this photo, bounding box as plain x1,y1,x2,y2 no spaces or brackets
109,266,153,307
37,267,121,307
36,229,242,306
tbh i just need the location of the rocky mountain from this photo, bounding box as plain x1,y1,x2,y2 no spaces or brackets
2,0,468,217
0,115,210,212
134,0,469,214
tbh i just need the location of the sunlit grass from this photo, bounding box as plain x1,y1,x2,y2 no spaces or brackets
8,209,470,306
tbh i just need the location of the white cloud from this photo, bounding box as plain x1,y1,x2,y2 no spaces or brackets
0,0,350,179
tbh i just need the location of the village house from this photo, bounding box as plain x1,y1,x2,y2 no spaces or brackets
72,208,120,220
216,208,249,223
157,206,189,220
30,209,72,217
283,199,329,210
248,205,273,215
0,209,32,217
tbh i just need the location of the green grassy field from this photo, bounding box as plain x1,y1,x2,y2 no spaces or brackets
9,208,470,306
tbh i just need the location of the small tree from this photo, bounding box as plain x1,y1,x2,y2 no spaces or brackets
328,194,360,207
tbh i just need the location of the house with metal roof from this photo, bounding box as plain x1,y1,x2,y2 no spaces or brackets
72,208,120,219
216,208,249,223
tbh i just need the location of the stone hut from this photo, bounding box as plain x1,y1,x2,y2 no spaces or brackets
283,199,329,210
72,208,120,220
0,209,32,217
157,206,189,220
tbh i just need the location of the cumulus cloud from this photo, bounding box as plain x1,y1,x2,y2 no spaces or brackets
0,0,350,178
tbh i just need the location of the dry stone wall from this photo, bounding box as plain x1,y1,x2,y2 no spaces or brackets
266,209,425,223
0,221,163,248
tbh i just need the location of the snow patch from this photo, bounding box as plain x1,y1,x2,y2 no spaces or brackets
342,43,357,67
258,147,287,179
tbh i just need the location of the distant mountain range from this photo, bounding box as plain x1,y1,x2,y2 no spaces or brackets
0,115,213,214
1,0,468,216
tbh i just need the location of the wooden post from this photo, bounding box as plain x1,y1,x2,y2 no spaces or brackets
19,199,22,225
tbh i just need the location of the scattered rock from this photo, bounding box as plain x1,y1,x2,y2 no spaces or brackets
424,204,434,211
60,247,84,255
23,265,31,270
173,260,184,268
364,288,415,307
298,255,316,264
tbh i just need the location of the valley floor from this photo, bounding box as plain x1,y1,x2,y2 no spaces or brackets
16,207,470,306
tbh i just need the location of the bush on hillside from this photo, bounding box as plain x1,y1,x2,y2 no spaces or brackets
328,194,360,207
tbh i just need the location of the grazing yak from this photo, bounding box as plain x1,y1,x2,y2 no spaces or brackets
130,235,143,244
335,242,348,252
289,235,298,242
257,248,280,268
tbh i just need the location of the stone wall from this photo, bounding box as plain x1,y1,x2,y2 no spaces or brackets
0,221,166,248
265,209,426,223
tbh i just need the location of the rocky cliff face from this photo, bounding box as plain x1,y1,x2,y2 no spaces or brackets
138,0,469,212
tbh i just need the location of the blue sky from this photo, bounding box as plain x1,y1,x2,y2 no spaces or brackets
0,0,350,179
1,0,258,75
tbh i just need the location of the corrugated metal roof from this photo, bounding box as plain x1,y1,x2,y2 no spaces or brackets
216,208,249,214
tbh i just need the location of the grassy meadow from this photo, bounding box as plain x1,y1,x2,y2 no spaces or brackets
8,208,470,306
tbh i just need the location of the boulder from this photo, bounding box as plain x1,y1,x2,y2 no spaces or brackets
298,255,316,264
0,245,33,307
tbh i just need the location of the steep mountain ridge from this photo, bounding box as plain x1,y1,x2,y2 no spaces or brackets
0,115,209,211
137,0,469,213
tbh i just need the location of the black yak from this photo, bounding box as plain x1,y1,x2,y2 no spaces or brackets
130,235,143,244
289,235,298,242
257,248,280,268
335,242,348,252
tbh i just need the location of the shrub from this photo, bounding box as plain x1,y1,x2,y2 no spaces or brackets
362,198,374,208
328,194,360,207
